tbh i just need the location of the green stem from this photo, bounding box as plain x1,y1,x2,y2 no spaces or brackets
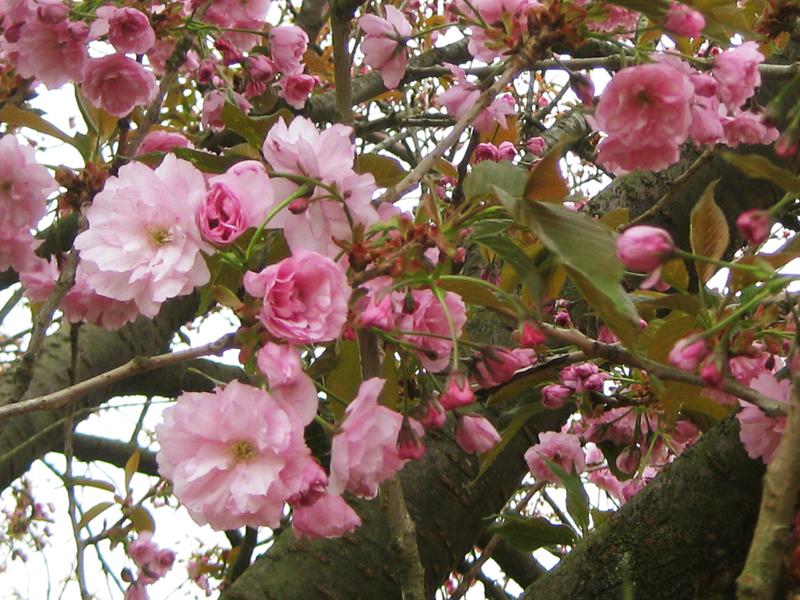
244,184,313,267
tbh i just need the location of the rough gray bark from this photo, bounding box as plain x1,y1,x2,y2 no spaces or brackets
524,419,765,600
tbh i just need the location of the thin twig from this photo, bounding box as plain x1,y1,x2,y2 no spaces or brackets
0,333,237,420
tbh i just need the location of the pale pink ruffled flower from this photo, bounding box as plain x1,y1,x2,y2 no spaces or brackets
244,250,352,345
74,155,211,318
355,276,403,331
329,378,406,498
397,289,467,372
0,135,56,231
713,41,764,110
721,110,779,147
201,0,271,50
270,25,308,76
737,372,790,463
359,5,412,89
277,72,317,109
197,161,273,245
0,232,37,274
437,65,516,133
458,0,541,61
455,414,501,454
262,117,379,257
82,54,157,117
592,63,694,173
257,342,319,426
524,431,585,483
128,531,174,584
156,380,316,530
292,494,362,539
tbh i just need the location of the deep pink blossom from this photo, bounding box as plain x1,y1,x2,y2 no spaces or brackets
355,276,403,330
244,250,352,345
359,5,411,89
541,384,572,409
277,73,317,109
440,373,474,410
592,63,694,173
292,494,362,539
437,65,516,133
74,156,211,318
524,431,585,483
270,25,308,76
156,380,316,530
663,2,705,38
398,289,467,372
82,54,157,117
737,372,790,463
721,110,779,147
91,6,155,54
713,41,764,110
615,226,675,272
197,161,273,245
526,136,546,156
329,378,407,498
455,415,501,454
737,209,773,245
668,336,710,371
201,0,271,50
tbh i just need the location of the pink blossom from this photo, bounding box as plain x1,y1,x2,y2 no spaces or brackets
262,117,379,257
356,276,403,330
0,136,56,231
244,250,352,345
257,342,319,426
244,55,276,97
713,41,764,110
3,15,88,89
440,373,474,410
396,418,427,459
329,378,407,498
437,66,515,133
82,54,157,117
737,209,773,246
397,289,467,372
201,90,252,132
615,226,675,272
526,136,546,156
198,161,273,245
124,583,149,600
455,414,501,454
460,0,542,61
421,398,447,429
293,494,361,539
156,380,316,530
74,155,211,318
473,347,536,388
582,407,638,446
721,110,779,147
136,130,191,156
663,2,705,38
92,6,155,54
359,5,411,89
128,531,174,584
474,143,500,163
668,336,710,371
202,0,271,50
737,372,790,463
689,100,725,146
541,384,572,409
592,63,694,173
277,73,317,109
270,25,308,76
524,431,585,483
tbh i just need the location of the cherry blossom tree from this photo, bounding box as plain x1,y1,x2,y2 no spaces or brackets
1,0,800,599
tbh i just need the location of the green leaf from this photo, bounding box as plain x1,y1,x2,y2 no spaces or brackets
501,196,639,347
547,461,591,535
355,153,409,187
212,285,244,310
77,501,115,530
129,506,155,533
475,230,544,311
436,277,515,313
71,477,116,493
0,104,76,146
225,142,262,160
689,181,729,283
221,101,265,148
490,514,577,551
173,148,243,173
463,161,528,202
722,152,800,193
124,450,139,493
326,340,362,420
524,144,568,203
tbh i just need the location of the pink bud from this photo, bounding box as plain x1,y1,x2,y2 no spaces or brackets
541,384,572,409
496,141,517,161
597,325,619,344
663,2,706,38
699,354,724,387
518,321,547,347
668,336,710,372
420,398,447,429
440,373,474,410
197,183,247,245
776,134,798,159
616,226,675,273
526,136,546,156
397,419,427,460
455,415,501,454
474,143,500,163
288,197,310,214
736,209,773,245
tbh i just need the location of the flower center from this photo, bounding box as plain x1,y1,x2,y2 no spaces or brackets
149,228,173,246
231,440,255,462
